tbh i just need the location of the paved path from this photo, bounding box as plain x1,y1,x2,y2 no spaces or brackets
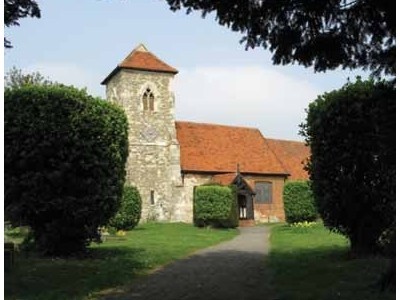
102,226,272,300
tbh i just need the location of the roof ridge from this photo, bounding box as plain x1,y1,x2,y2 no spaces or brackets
175,120,259,131
265,137,306,144
146,49,177,71
120,43,149,63
119,46,178,72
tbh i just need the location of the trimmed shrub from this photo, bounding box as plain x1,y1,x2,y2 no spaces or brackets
5,85,129,256
283,181,317,224
194,185,238,228
300,79,395,255
109,185,142,230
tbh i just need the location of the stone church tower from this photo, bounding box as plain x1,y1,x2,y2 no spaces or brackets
101,44,184,221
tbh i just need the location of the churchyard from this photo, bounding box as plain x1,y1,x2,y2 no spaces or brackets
5,222,393,300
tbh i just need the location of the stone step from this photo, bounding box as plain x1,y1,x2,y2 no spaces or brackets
239,219,256,227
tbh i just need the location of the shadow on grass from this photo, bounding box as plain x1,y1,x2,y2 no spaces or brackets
5,246,151,300
268,245,393,300
6,248,273,300
4,223,239,300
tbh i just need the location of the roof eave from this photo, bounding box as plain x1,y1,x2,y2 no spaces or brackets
120,65,179,75
101,65,178,85
182,169,289,177
101,66,120,85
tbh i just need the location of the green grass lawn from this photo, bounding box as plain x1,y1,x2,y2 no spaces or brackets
267,223,394,300
5,223,238,300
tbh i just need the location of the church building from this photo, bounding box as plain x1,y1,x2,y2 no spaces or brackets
102,44,309,224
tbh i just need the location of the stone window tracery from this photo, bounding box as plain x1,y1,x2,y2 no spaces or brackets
142,88,155,111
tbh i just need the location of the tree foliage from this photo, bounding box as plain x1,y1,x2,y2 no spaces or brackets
4,0,41,48
109,185,142,231
5,85,129,256
194,185,238,228
5,66,55,89
164,0,395,76
283,181,317,224
300,79,395,255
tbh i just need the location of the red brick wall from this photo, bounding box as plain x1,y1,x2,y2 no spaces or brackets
243,175,286,222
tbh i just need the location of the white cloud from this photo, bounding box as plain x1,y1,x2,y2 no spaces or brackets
173,66,321,141
21,63,320,141
24,63,105,98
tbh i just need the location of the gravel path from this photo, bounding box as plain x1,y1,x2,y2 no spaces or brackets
102,226,272,300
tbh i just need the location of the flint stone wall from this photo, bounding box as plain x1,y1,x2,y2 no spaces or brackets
106,69,189,222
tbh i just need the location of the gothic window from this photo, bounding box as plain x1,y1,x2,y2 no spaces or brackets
150,190,155,205
149,93,154,111
142,88,155,111
254,182,272,203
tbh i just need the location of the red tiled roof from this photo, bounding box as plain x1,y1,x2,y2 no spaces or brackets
119,47,178,74
101,44,178,84
175,121,288,175
265,138,310,180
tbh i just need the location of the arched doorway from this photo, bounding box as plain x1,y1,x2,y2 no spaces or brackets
233,175,255,220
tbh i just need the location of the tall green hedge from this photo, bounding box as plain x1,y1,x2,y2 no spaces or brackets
194,185,238,228
109,185,142,230
5,85,129,255
283,181,317,224
301,79,395,255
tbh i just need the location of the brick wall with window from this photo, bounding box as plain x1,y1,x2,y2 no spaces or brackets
244,175,286,222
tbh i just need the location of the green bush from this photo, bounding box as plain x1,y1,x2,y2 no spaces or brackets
301,79,395,255
5,85,129,256
194,185,238,228
109,185,142,230
283,181,317,224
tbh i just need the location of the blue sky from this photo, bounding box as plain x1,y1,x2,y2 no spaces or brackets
4,0,368,140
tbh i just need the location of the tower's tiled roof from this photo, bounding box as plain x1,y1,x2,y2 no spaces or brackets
101,44,178,84
175,121,288,175
265,138,310,180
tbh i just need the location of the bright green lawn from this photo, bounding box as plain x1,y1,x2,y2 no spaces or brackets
5,223,238,300
267,223,394,300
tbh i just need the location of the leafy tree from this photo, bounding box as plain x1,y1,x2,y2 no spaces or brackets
5,85,129,256
300,79,395,255
5,66,54,89
164,0,395,76
4,0,41,48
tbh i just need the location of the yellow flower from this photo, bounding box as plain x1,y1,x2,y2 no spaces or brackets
116,230,126,236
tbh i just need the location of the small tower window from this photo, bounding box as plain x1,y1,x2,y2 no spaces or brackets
150,190,155,205
142,88,155,111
